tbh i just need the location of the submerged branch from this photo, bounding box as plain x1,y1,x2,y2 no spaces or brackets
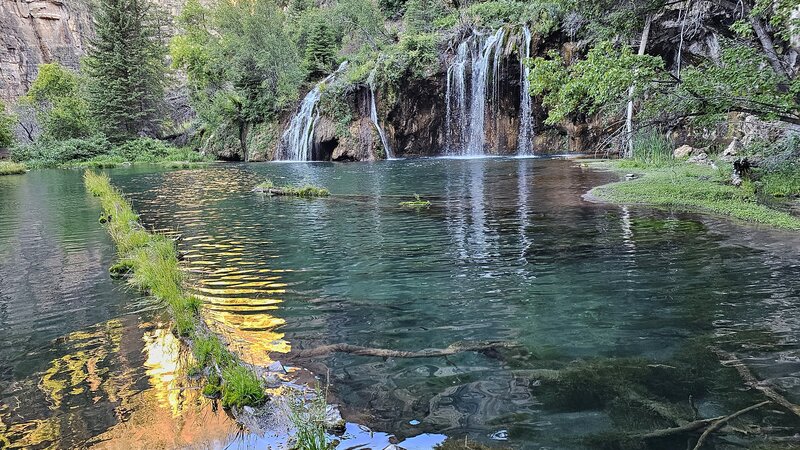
691,401,771,450
292,342,517,359
712,347,800,418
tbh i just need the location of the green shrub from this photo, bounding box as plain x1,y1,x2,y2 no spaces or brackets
111,137,172,162
0,100,15,149
25,63,95,140
12,135,111,167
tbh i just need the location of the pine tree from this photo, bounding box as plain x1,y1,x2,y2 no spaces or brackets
84,0,166,141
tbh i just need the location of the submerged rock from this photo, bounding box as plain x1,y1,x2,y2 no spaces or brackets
325,404,346,432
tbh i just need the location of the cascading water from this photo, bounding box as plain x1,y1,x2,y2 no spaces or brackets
280,62,348,161
445,41,469,154
517,25,533,156
367,68,394,160
444,28,507,156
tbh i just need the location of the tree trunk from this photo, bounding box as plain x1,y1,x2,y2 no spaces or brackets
625,16,652,158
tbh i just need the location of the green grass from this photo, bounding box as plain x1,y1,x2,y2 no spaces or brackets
0,161,27,175
221,364,266,409
256,179,330,197
288,384,332,450
84,170,266,409
590,162,800,230
399,193,431,208
760,169,800,198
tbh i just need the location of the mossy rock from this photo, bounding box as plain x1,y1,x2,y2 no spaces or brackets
109,260,134,279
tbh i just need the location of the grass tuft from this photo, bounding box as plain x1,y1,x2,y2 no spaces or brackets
288,384,331,450
399,193,432,208
256,179,330,197
221,364,266,409
0,161,27,175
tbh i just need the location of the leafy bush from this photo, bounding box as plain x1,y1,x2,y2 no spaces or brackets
11,135,111,167
110,137,172,162
0,100,15,148
24,63,95,140
529,42,663,125
463,0,562,32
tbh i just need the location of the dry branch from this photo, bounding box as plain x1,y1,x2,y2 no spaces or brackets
637,416,725,439
691,401,771,450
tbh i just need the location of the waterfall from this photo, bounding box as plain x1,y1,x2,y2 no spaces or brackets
446,41,469,154
280,62,348,161
367,69,394,160
517,25,533,156
444,28,507,156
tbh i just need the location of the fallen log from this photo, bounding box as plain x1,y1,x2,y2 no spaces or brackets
637,416,725,439
712,347,800,418
292,341,518,359
691,401,771,450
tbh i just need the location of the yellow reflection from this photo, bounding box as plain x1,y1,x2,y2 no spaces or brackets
142,326,184,416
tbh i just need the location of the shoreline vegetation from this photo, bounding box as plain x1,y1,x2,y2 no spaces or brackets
83,171,265,410
0,161,27,175
587,159,800,231
14,136,213,170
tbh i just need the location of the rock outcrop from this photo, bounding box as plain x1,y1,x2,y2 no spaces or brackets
0,0,93,103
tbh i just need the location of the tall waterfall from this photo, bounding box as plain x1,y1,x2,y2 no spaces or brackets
444,28,507,156
280,62,348,161
368,69,394,160
517,25,533,156
444,27,536,157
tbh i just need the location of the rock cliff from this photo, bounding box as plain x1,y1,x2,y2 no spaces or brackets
0,0,93,103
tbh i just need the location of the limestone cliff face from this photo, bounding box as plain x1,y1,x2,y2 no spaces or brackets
0,0,186,105
0,0,93,103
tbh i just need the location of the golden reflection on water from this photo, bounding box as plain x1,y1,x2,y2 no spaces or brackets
143,169,293,366
91,325,239,450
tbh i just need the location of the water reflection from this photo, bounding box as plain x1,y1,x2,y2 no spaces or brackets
102,159,800,449
0,170,242,448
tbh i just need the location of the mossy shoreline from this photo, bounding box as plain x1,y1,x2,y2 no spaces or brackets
586,160,800,231
84,171,265,409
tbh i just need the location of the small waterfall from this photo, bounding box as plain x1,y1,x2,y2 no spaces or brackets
280,62,348,161
517,25,533,156
367,69,394,160
444,28,507,156
446,41,469,154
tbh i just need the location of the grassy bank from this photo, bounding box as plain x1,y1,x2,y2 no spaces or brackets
84,171,265,408
589,161,800,230
0,161,27,175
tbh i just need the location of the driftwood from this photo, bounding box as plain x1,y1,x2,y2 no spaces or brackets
712,347,800,418
292,342,517,359
691,401,771,450
637,416,725,439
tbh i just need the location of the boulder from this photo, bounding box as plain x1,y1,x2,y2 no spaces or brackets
687,151,709,164
673,144,695,158
721,137,741,162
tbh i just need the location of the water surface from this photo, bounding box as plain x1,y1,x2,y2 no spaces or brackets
105,158,800,449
